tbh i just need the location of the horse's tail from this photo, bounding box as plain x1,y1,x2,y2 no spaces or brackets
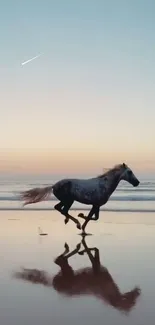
20,185,53,206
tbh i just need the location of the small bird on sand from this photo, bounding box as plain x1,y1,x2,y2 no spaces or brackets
38,227,48,236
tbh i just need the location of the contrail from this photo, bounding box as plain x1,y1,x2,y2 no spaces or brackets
21,54,42,66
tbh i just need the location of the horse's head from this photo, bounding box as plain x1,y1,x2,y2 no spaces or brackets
120,163,140,187
118,287,141,313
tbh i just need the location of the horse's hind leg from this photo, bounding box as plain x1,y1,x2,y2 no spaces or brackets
54,243,70,264
54,201,66,221
62,202,81,230
62,243,70,256
54,243,81,281
65,243,81,259
55,242,81,263
54,201,64,212
54,202,70,225
54,200,81,230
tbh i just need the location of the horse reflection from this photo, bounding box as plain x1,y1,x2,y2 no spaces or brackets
14,237,141,313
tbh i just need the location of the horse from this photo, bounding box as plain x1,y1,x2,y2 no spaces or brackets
20,163,140,234
14,237,141,314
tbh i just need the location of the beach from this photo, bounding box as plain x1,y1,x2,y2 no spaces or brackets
0,178,155,324
0,209,155,325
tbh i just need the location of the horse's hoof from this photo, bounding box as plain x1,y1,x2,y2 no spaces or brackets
64,218,69,224
78,250,84,255
78,213,84,217
79,231,92,237
78,213,86,220
64,243,69,251
76,223,81,230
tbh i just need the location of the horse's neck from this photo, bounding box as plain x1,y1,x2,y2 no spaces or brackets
103,171,122,196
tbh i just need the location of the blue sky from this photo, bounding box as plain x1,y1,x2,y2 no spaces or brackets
0,0,155,175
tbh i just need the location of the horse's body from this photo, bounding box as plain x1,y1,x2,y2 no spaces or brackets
14,238,141,313
53,177,108,206
20,163,140,233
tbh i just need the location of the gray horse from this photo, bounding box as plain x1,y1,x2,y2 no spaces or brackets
20,163,140,234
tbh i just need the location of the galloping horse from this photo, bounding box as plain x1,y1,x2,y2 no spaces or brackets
20,163,140,233
14,237,141,313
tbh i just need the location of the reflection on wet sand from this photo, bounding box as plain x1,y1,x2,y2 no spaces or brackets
14,237,141,314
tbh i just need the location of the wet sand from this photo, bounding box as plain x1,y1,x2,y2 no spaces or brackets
0,210,155,325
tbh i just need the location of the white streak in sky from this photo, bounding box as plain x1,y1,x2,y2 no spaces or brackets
21,54,42,66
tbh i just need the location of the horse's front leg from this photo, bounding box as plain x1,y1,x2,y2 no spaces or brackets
80,206,99,234
78,207,100,221
78,237,101,273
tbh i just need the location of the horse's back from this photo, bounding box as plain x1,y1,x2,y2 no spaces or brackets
53,177,102,204
71,177,103,204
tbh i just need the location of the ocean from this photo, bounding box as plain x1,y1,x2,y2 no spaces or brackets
0,175,155,213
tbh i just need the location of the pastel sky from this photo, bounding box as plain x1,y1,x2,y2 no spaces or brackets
0,0,155,175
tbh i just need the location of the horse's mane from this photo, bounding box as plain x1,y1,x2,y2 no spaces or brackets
97,164,125,178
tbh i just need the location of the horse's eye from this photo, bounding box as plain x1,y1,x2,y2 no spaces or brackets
128,170,132,176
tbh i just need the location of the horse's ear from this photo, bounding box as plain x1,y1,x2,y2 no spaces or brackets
122,163,126,167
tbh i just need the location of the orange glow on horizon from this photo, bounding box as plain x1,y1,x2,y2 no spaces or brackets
0,149,155,175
